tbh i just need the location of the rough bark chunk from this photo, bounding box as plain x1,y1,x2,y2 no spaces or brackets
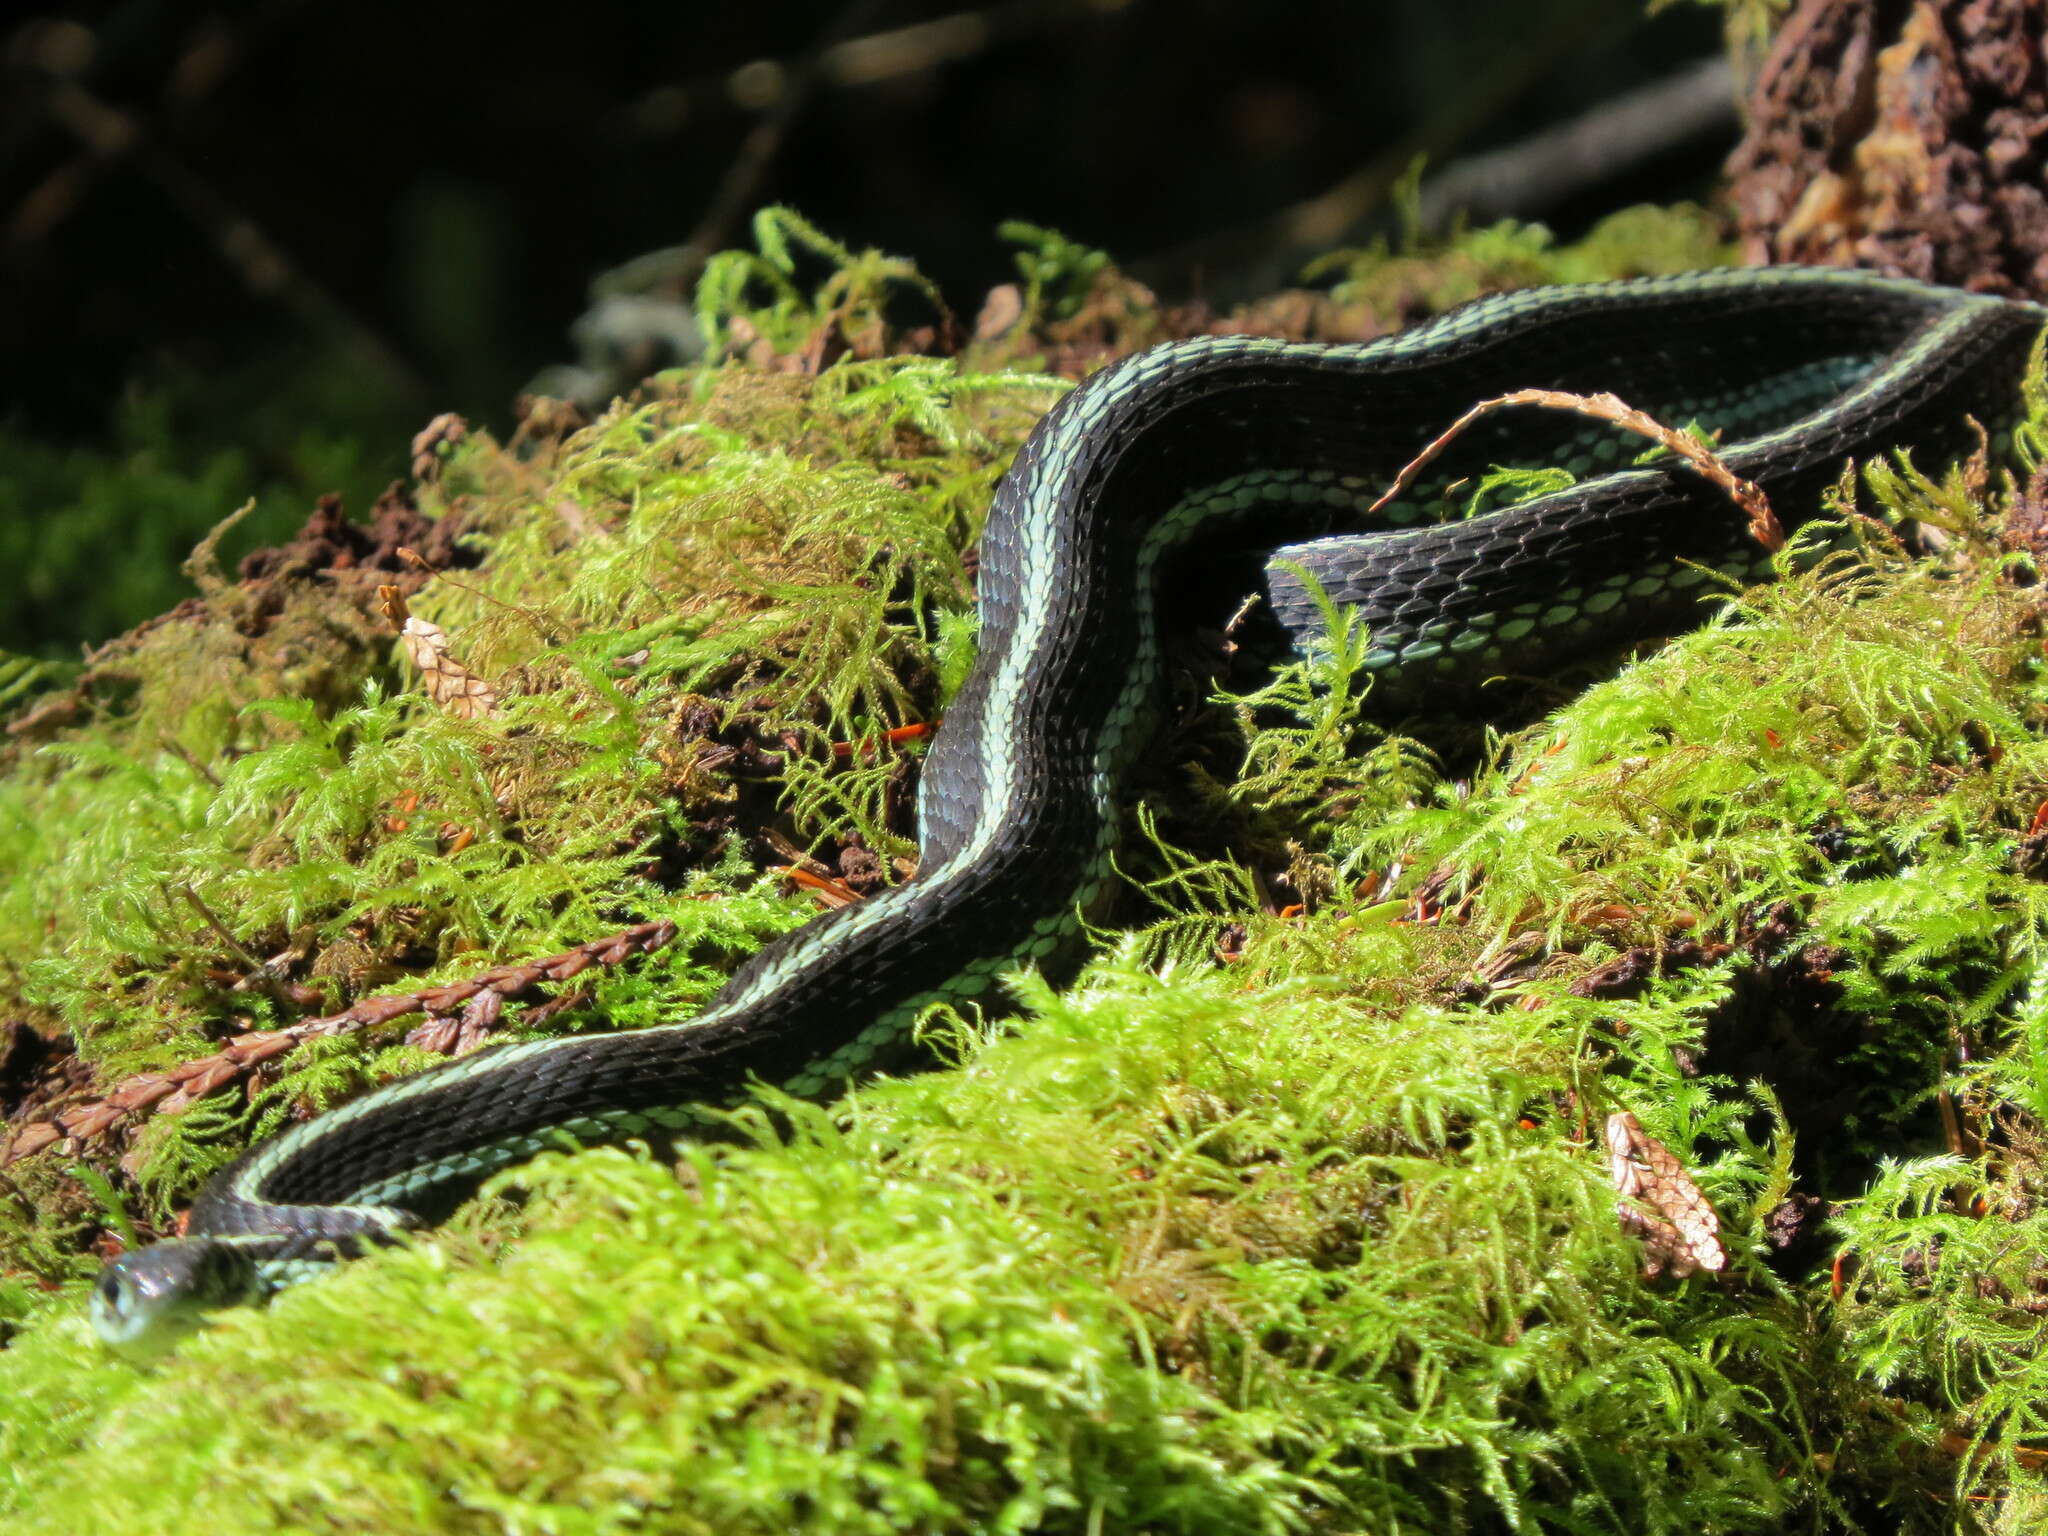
1727,0,2048,294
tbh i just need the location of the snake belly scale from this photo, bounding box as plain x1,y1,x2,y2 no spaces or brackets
90,266,2045,1346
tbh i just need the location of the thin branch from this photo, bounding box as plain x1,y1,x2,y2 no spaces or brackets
1414,57,1736,236
1132,0,1625,293
3,919,680,1162
1371,387,1783,552
674,0,898,294
10,57,429,406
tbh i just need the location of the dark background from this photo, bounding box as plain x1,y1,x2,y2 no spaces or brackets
0,0,1733,655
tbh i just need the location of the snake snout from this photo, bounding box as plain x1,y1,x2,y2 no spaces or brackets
89,1238,259,1351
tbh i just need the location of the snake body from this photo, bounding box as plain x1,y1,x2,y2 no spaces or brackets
91,267,2045,1346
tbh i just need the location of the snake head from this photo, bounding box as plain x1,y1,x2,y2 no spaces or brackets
90,1238,261,1352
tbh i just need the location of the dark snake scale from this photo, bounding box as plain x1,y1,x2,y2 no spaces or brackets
91,267,2046,1346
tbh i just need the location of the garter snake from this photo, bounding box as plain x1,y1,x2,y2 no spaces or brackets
90,266,2045,1347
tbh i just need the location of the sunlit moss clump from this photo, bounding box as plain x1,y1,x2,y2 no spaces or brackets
0,342,1062,1224
3,959,1817,1535
1302,179,1733,325
6,206,2048,1534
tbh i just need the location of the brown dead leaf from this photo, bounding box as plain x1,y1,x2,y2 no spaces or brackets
1606,1110,1727,1280
378,585,496,718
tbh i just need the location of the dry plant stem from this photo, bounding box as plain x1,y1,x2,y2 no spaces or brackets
0,919,679,1163
174,884,274,986
395,547,560,644
1134,0,1619,285
683,0,896,270
156,733,223,789
1370,388,1785,551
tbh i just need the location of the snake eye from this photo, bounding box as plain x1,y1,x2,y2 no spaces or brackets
90,1239,262,1351
88,1260,146,1347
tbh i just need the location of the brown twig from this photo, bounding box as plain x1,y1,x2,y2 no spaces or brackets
1371,388,1785,552
173,882,289,1007
680,0,895,274
1132,0,1621,292
394,548,560,645
1412,58,1736,235
156,733,223,789
2,918,678,1164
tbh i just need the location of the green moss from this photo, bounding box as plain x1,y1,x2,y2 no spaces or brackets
0,327,1064,1223
1302,188,1734,322
1,960,1814,1534
0,386,389,660
5,208,2048,1532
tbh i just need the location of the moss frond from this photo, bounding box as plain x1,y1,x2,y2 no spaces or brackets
696,204,951,356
